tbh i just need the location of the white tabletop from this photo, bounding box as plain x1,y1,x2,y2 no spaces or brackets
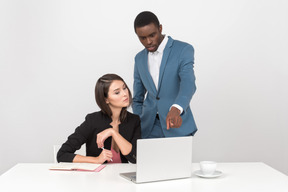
0,162,287,192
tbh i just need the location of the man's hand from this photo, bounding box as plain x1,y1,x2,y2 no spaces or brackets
166,107,182,130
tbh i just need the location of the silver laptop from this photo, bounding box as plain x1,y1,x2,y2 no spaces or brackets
120,136,192,183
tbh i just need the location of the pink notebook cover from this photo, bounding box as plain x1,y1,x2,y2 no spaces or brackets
50,164,106,172
77,165,106,172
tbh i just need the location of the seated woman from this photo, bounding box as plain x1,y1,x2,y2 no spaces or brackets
57,74,141,164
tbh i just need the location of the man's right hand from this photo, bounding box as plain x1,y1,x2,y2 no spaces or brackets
166,107,182,130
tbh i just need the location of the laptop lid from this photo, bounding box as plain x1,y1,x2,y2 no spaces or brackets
120,136,192,183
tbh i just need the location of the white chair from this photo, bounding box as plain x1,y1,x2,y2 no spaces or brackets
53,145,86,163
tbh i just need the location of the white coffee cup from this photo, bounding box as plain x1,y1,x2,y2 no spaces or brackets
200,161,217,176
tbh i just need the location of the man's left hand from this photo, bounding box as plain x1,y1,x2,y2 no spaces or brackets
166,107,182,130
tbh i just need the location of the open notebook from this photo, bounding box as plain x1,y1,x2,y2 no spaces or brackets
49,163,106,172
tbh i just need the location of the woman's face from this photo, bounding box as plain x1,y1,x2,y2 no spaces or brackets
105,80,130,109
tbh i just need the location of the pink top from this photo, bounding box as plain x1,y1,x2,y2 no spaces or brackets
107,147,122,164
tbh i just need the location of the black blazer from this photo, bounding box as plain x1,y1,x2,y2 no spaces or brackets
57,111,141,163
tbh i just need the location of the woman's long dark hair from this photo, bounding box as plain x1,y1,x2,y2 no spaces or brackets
95,74,132,122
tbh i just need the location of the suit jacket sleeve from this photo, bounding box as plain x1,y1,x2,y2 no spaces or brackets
174,44,196,112
132,58,146,116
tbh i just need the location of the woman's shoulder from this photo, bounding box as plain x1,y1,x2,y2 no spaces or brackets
86,111,100,117
126,111,140,121
85,111,109,121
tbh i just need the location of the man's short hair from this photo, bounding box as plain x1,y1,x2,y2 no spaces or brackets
134,11,160,32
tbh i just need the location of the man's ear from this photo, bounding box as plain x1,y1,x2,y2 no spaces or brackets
159,24,162,33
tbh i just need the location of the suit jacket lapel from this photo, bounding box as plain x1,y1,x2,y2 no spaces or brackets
158,37,173,93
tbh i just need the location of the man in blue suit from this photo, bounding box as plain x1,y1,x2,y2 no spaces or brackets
132,11,197,138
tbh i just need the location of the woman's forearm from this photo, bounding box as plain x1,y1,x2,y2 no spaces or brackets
111,129,132,155
73,154,101,164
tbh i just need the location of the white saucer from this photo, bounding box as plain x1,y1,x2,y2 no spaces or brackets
194,170,223,178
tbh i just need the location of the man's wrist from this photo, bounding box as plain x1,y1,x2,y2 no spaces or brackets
171,106,180,115
170,104,183,114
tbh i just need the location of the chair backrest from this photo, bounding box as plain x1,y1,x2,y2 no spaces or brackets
53,145,86,163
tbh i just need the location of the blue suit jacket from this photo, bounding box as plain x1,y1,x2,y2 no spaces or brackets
132,36,197,138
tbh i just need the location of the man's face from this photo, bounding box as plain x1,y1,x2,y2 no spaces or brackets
135,23,163,52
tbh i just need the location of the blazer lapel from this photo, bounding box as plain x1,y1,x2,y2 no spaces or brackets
157,37,173,93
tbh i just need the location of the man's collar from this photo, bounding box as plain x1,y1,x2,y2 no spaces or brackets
157,35,168,54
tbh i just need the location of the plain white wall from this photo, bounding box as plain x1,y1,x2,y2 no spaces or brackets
1,0,287,175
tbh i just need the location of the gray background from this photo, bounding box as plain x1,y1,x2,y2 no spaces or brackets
1,0,287,175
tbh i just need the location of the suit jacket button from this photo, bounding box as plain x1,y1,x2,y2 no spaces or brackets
156,97,160,100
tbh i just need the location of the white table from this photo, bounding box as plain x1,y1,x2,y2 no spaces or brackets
0,162,287,192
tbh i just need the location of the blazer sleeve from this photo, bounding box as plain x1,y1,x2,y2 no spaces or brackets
174,44,196,113
123,115,141,163
57,114,93,162
132,58,146,116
